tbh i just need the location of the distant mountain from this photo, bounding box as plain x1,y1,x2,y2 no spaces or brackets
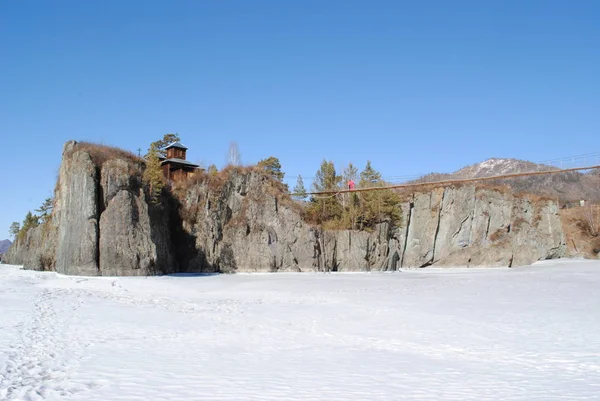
0,239,12,254
413,158,600,203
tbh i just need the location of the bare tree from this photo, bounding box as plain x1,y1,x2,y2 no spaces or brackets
227,142,242,166
582,204,599,237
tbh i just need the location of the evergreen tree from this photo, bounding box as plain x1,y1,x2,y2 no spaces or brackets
359,160,382,187
149,133,181,158
9,222,20,239
18,211,40,240
342,162,358,188
257,156,285,182
292,175,307,200
358,161,401,229
143,145,165,201
22,211,39,230
308,160,343,224
340,162,360,228
35,197,53,223
207,164,218,175
313,160,341,193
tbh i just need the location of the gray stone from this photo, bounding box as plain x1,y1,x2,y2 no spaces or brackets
99,190,157,276
54,150,99,275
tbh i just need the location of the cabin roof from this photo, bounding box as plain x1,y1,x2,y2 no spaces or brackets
165,141,188,150
161,158,199,168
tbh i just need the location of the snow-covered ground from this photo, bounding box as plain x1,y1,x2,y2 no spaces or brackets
1,260,600,401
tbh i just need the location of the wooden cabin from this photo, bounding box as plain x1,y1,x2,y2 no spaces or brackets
161,142,200,181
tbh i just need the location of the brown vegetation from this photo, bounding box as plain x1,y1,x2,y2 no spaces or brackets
70,142,143,167
171,164,303,227
560,204,600,258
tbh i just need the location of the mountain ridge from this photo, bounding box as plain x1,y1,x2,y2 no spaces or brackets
415,157,600,203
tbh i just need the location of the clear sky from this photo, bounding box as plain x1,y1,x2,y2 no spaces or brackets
1,0,599,240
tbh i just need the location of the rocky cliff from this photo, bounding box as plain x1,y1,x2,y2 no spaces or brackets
4,141,567,275
5,141,177,275
176,170,565,272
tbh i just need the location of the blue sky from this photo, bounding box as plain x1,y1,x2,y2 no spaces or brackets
1,0,599,239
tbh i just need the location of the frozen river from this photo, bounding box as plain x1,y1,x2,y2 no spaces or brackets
1,259,600,400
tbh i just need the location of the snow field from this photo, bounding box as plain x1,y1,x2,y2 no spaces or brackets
1,259,600,400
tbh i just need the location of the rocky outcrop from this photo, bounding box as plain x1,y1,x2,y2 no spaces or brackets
97,159,176,276
2,224,56,270
4,141,567,275
179,169,566,272
54,143,99,275
4,141,176,276
399,186,565,268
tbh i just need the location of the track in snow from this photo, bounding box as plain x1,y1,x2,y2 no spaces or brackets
0,286,96,400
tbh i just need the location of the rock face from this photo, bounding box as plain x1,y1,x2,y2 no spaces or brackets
179,169,566,273
54,144,99,275
2,225,56,270
4,141,176,275
98,159,175,276
4,141,567,275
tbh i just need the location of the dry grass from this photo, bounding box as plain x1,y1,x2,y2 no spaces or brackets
560,205,600,258
70,141,143,167
581,204,600,237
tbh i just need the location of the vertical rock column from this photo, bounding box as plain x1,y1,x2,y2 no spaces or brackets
54,149,100,275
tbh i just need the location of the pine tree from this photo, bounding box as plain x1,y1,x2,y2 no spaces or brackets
35,197,53,223
293,175,307,200
338,163,359,228
149,133,181,158
257,156,285,182
313,160,341,193
342,162,358,188
358,161,401,229
143,145,165,201
359,160,382,186
17,211,40,240
307,160,343,224
207,164,218,175
9,222,20,239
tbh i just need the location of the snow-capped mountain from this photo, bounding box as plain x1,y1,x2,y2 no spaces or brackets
454,158,556,178
413,158,600,203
